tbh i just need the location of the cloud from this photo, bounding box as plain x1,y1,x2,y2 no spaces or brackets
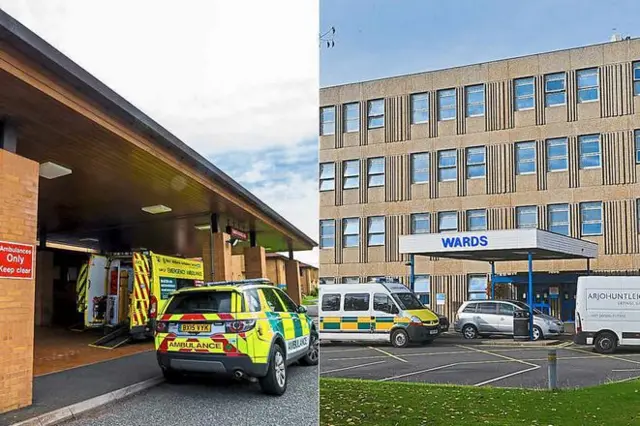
0,0,320,265
0,0,319,155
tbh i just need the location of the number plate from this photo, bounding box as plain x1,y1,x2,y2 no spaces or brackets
180,323,211,333
429,329,439,335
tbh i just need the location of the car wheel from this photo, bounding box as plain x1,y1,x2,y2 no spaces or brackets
300,332,319,366
532,326,544,341
259,344,287,396
462,324,478,339
391,329,409,348
594,331,617,354
162,368,183,384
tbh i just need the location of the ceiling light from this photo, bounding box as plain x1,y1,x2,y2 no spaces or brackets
39,162,72,179
141,205,172,214
194,224,211,231
79,238,99,243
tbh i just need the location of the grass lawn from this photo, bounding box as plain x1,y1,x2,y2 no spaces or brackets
302,295,317,306
320,378,640,426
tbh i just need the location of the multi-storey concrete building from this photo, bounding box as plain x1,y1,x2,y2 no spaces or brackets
319,38,640,321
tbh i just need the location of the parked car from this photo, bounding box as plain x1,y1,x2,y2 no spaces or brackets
453,299,564,341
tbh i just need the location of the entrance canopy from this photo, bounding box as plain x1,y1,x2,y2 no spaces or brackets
399,229,598,262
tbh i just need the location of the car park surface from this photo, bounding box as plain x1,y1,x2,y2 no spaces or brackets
61,365,318,426
320,334,640,389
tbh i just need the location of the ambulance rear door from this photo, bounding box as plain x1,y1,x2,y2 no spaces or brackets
85,255,109,328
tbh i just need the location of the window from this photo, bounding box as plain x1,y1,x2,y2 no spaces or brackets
261,288,286,312
546,138,568,172
373,293,398,314
467,209,487,231
368,99,384,129
635,130,640,163
319,219,335,249
516,205,538,229
579,134,601,169
548,204,569,236
367,216,385,246
414,275,430,304
368,157,385,187
319,162,335,191
320,106,335,135
244,289,262,312
367,276,384,283
580,202,602,236
343,159,360,189
544,73,566,107
577,68,599,103
465,84,485,117
515,141,536,175
411,152,429,184
411,93,429,124
634,62,640,96
276,289,299,312
411,213,430,234
466,146,486,178
344,293,370,311
438,211,458,232
477,302,499,314
514,77,534,110
438,89,456,121
165,291,233,314
468,275,488,300
498,303,516,316
321,294,341,311
344,102,360,133
319,277,335,285
462,302,478,313
342,218,359,248
438,149,457,181
342,277,360,284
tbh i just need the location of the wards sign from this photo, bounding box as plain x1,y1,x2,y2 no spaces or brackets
441,235,488,249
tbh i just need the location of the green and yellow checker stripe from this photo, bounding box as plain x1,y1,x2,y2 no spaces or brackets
320,316,411,332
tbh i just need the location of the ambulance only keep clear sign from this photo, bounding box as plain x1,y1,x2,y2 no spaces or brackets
0,240,35,279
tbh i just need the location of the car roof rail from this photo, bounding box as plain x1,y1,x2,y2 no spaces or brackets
204,278,273,287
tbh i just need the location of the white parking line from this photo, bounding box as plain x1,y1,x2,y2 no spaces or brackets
320,360,386,375
368,346,408,363
611,368,640,372
565,347,640,366
379,363,459,382
473,365,541,387
457,345,541,386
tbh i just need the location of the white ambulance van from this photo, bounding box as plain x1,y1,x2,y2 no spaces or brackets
574,276,640,354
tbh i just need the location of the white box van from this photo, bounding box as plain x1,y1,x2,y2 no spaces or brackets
318,281,440,348
574,276,640,353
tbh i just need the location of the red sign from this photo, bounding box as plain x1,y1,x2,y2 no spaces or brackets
226,226,248,241
0,241,35,280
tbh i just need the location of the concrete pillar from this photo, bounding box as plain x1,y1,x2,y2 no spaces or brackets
34,250,54,326
244,246,267,279
285,259,302,305
0,149,39,413
202,232,233,282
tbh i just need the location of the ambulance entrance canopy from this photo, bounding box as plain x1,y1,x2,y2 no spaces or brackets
399,229,598,340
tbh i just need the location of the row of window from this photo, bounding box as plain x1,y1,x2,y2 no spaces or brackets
319,131,640,191
319,200,613,249
320,65,640,136
319,275,489,303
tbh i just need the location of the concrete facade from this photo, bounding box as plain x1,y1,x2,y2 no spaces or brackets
319,39,640,319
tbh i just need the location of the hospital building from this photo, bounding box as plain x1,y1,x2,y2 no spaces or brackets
318,37,640,322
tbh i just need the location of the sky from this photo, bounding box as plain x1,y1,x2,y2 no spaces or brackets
320,0,640,87
0,0,319,266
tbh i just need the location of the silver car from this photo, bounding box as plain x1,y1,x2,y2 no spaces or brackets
454,300,564,341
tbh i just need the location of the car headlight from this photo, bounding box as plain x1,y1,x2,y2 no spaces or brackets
410,316,422,324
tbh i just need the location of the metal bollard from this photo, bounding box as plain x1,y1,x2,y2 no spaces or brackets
547,348,557,390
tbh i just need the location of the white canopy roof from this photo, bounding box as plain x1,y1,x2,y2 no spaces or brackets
399,229,598,262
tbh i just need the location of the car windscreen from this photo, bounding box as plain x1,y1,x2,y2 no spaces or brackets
165,291,233,314
391,292,424,310
512,301,542,315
